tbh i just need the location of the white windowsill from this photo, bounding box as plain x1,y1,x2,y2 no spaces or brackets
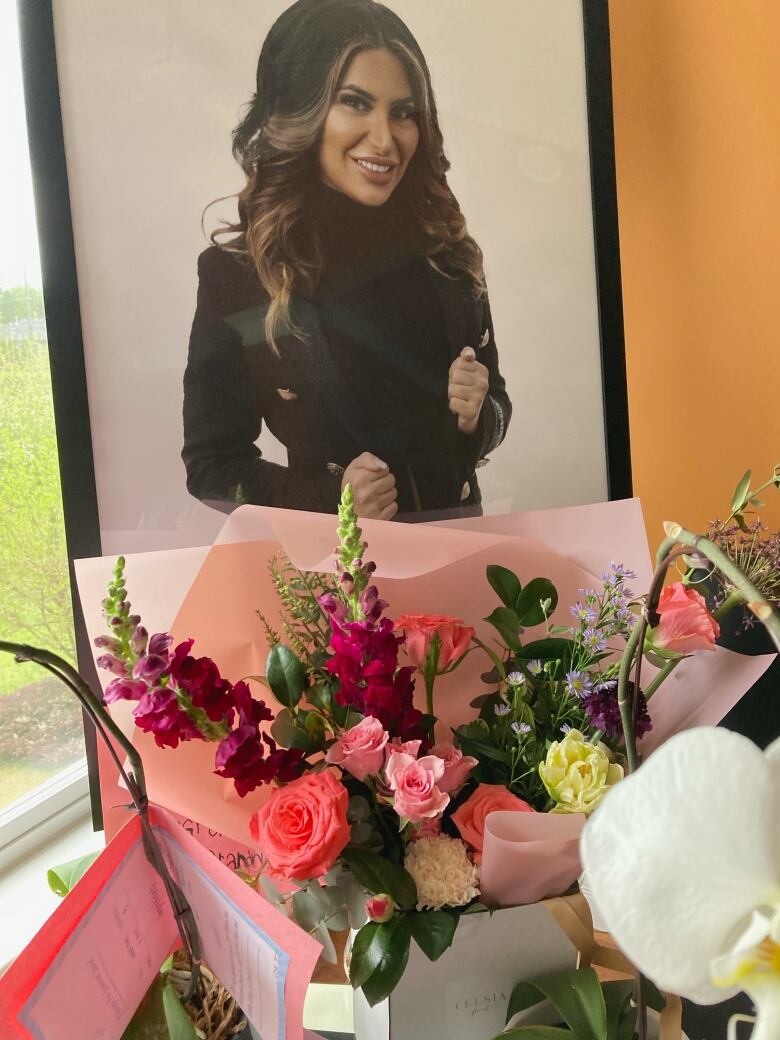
0,810,105,972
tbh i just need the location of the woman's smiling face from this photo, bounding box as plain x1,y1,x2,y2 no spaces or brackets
319,48,420,207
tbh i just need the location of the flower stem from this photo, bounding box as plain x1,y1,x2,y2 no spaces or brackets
712,587,746,621
643,658,679,702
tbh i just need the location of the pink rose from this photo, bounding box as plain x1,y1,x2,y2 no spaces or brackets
431,742,478,794
452,783,535,861
653,582,720,653
325,716,389,781
249,770,350,881
385,738,422,762
395,614,475,669
385,752,450,822
365,894,394,923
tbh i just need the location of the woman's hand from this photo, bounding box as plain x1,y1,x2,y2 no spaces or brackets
448,347,489,435
342,453,398,520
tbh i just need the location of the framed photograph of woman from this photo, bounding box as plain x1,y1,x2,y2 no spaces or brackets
23,0,628,553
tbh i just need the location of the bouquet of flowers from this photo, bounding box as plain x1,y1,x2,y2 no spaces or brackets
93,476,768,1015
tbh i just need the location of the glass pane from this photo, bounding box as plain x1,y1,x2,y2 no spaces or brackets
0,2,84,810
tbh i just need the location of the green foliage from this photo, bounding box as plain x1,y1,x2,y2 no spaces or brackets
497,967,667,1040
341,847,417,910
349,915,413,1007
265,645,306,708
0,286,44,324
47,852,100,896
408,910,458,961
0,337,75,696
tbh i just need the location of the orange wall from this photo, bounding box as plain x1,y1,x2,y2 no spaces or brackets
609,0,780,550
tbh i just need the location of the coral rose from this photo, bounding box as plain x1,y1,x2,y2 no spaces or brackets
385,752,449,822
430,742,478,794
652,582,720,653
396,614,475,669
452,783,535,860
325,715,389,781
249,770,350,881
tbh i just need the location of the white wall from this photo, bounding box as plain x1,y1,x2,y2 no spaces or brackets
53,0,607,553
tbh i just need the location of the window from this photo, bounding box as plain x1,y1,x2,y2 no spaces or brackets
0,1,93,866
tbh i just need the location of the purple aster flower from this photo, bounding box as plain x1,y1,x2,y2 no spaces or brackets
578,588,599,604
609,562,637,581
494,702,511,717
507,671,525,686
564,669,593,699
560,723,573,734
582,628,608,653
528,659,543,676
570,602,597,624
512,721,532,735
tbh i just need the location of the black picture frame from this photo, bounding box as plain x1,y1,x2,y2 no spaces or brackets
16,0,631,832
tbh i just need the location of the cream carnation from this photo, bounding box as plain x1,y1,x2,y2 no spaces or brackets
403,835,480,911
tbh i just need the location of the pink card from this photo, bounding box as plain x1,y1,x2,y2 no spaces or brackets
0,807,321,1040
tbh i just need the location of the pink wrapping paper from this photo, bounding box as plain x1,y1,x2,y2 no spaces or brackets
74,499,776,853
479,811,586,907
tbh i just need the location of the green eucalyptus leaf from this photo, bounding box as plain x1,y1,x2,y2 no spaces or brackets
515,579,559,628
483,606,524,650
341,848,417,910
409,911,458,961
47,852,100,897
731,468,752,514
266,644,306,708
487,565,523,609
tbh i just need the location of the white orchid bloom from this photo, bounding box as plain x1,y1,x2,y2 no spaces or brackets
581,727,780,1040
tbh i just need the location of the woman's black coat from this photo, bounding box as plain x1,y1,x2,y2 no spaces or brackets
182,245,511,518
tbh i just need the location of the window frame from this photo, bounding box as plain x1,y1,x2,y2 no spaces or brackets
0,0,103,856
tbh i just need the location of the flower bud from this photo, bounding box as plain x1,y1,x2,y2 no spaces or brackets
96,653,127,677
94,635,121,653
365,894,394,923
130,625,148,656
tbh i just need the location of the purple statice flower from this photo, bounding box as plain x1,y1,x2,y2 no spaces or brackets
103,677,147,704
96,653,128,677
564,669,593,699
571,602,598,625
582,628,608,654
133,688,205,749
494,702,511,717
528,659,543,676
582,681,651,741
512,721,532,735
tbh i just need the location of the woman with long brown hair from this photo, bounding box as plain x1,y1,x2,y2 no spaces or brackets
182,0,511,520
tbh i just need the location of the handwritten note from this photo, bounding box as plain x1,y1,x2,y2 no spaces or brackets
0,807,321,1040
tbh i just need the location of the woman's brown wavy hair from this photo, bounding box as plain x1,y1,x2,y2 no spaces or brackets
211,0,485,351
